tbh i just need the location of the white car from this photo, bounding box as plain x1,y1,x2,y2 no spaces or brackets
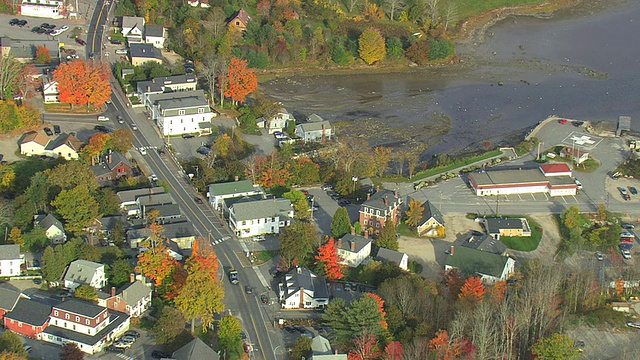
149,174,158,182
97,115,109,122
115,48,128,55
130,123,138,130
252,236,266,242
621,232,635,238
627,321,640,329
139,147,147,155
50,25,68,36
621,249,632,259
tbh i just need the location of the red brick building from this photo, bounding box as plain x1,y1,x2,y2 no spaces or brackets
3,298,51,339
359,188,402,235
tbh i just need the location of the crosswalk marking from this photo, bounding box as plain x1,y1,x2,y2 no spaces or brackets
212,235,231,245
116,353,134,360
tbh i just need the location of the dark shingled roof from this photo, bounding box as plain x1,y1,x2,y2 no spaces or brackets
337,234,370,253
419,200,444,226
144,24,164,38
129,43,162,60
0,244,21,261
461,233,508,255
483,218,526,234
173,338,220,360
43,133,82,152
445,246,510,278
361,189,401,211
54,298,106,319
43,310,129,346
4,298,51,326
0,287,22,311
281,267,329,300
375,248,407,265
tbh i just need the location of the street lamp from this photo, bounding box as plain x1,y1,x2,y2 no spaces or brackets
352,176,358,194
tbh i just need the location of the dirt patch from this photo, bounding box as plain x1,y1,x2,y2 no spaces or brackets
566,325,640,359
507,214,562,261
0,136,23,163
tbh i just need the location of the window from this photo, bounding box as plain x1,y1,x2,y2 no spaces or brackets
73,324,76,330
86,319,90,325
363,220,368,226
75,316,79,322
180,119,183,123
54,319,58,325
198,108,204,114
65,314,69,319
18,322,22,327
88,329,91,334
179,110,185,115
376,223,380,228
376,210,380,216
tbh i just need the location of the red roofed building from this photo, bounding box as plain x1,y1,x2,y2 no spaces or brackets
539,163,572,177
228,9,251,32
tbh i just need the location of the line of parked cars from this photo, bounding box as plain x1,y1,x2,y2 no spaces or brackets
106,330,140,352
618,186,637,201
9,18,28,27
620,226,636,259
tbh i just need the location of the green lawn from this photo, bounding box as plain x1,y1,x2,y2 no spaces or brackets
397,221,418,237
254,250,276,264
500,217,542,251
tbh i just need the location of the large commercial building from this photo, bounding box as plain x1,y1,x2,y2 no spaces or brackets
467,163,578,197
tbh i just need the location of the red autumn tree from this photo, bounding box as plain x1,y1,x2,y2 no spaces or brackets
35,45,51,64
190,238,219,275
366,293,388,330
348,332,380,360
315,237,344,280
429,329,458,360
224,57,257,104
488,280,506,301
136,242,179,287
384,341,404,360
459,276,486,303
53,59,111,109
13,63,39,100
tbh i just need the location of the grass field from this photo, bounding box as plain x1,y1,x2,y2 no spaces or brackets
500,217,543,251
453,0,551,21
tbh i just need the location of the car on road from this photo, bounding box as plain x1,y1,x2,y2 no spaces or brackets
43,127,54,136
130,123,138,131
622,249,632,259
97,115,109,122
157,148,166,155
623,224,635,230
182,133,195,139
53,125,61,134
151,350,169,358
252,235,266,242
595,252,604,261
240,331,247,340
630,186,638,195
574,179,582,190
245,285,252,294
94,125,110,133
229,269,239,284
194,197,204,204
321,184,333,190
117,115,124,123
75,38,86,46
261,294,269,304
140,147,147,155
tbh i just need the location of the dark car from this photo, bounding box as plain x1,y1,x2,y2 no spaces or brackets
196,146,211,155
35,27,47,34
338,199,350,206
284,325,295,333
151,350,169,359
94,125,110,133
629,187,638,195
245,285,252,294
17,20,27,27
40,23,51,29
573,121,584,127
106,345,125,353
43,127,54,136
32,278,42,285
53,125,61,134
182,133,195,139
619,243,633,250
157,148,166,155
194,197,204,204
261,294,269,304
9,19,19,26
31,26,42,33
75,38,86,46
124,330,140,338
110,39,123,45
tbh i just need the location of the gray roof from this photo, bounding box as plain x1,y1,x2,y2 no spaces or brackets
54,298,106,318
156,93,208,110
420,200,444,226
127,221,196,241
90,151,131,177
282,267,329,300
4,298,50,325
129,43,162,60
122,16,145,31
224,195,265,209
462,233,508,255
445,246,511,278
208,180,257,197
337,234,370,253
6,38,59,59
469,167,575,187
44,310,129,346
138,193,174,207
0,244,21,261
145,24,164,38
361,189,401,211
375,248,407,265
482,218,526,234
308,113,323,123
230,198,292,222
97,215,126,232
63,260,103,286
173,338,220,360
34,214,63,232
118,280,151,306
117,187,165,204
43,133,82,152
137,74,196,94
298,121,332,133
0,287,22,311
145,203,181,218
311,335,333,355
148,89,206,105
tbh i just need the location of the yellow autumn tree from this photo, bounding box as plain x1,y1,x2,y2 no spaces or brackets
358,27,386,65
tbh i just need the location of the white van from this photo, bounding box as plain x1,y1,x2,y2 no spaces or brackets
115,49,128,55
97,115,109,122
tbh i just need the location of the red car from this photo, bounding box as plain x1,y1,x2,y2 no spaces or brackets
559,119,568,124
621,237,635,243
75,38,86,46
194,197,204,204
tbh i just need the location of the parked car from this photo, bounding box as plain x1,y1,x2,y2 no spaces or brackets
109,39,123,45
619,187,631,200
124,330,140,338
623,224,635,230
273,131,287,139
97,115,109,122
621,232,635,238
558,119,568,124
115,48,128,55
622,249,632,259
106,345,125,353
574,179,582,190
620,243,633,250
23,345,32,353
113,341,131,349
157,148,166,155
196,146,211,155
9,19,19,26
252,235,266,242
627,321,640,329
120,335,137,344
229,269,239,284
149,174,158,182
17,19,27,27
43,127,54,136
75,38,86,46
31,26,42,33
40,23,55,29
94,125,110,133
321,184,333,190
621,237,635,243
595,252,604,261
573,121,584,127
182,133,195,139
261,294,269,304
53,125,61,134
629,186,638,195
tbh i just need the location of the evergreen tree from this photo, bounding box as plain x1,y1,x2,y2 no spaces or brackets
377,219,399,250
331,207,351,239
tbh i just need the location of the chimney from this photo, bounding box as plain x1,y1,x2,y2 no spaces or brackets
149,188,154,194
384,197,388,206
147,86,151,92
450,245,455,256
364,230,368,239
130,273,136,283
337,238,342,248
367,193,371,200
108,154,112,164
110,286,116,297
376,185,380,193
235,175,239,182
395,190,399,198
350,241,355,251
351,227,355,235
299,287,304,308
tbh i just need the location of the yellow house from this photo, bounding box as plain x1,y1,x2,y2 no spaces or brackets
416,200,445,238
480,217,531,240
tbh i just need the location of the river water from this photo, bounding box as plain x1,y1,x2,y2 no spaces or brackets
261,0,640,157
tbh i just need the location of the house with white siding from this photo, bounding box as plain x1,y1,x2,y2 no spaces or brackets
0,245,24,277
279,267,329,309
228,198,293,238
148,90,214,136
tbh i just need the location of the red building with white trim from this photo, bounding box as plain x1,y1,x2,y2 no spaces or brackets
3,298,51,339
468,164,577,197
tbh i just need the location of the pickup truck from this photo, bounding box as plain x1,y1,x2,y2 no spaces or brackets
229,269,239,284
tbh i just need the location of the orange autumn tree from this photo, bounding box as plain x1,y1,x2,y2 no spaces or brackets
429,330,461,360
459,276,486,303
488,280,506,301
53,59,111,109
315,237,344,280
135,222,179,286
82,132,111,159
224,57,257,105
366,293,388,330
35,45,51,64
190,238,219,275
